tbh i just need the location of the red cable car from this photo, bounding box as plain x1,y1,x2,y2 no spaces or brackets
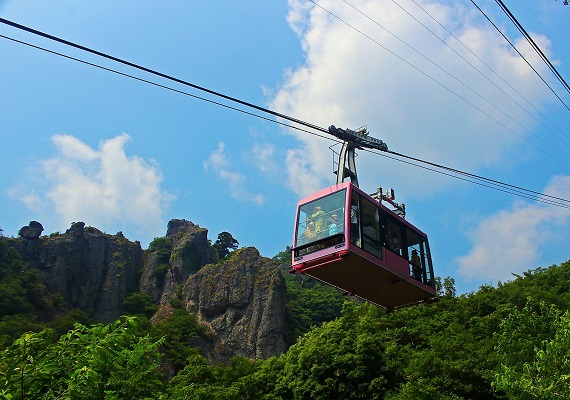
291,126,437,311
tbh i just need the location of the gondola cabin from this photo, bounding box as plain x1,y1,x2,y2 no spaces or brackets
292,181,437,311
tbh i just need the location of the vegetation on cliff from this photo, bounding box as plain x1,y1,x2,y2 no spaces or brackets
2,225,570,399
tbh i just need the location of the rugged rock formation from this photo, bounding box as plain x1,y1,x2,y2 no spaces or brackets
18,221,44,239
140,219,217,304
181,247,286,363
141,220,286,363
12,221,142,323
7,219,287,362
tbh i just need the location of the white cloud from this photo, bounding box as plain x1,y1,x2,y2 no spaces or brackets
8,186,42,212
14,133,172,241
251,143,277,174
51,134,98,161
204,142,265,205
457,175,570,281
272,0,555,198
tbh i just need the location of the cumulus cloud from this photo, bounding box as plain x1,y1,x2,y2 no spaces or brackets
204,142,265,205
14,133,172,240
457,175,570,281
271,0,554,198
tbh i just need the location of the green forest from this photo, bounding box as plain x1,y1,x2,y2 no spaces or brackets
1,238,570,399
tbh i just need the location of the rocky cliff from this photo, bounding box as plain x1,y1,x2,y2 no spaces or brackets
7,219,287,363
13,221,142,323
140,219,217,305
181,247,286,362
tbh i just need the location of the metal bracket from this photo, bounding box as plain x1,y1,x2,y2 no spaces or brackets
335,141,359,187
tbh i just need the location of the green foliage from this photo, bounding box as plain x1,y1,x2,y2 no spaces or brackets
46,308,94,337
2,236,570,399
0,240,59,346
435,276,457,297
149,237,172,265
264,303,394,399
152,264,169,282
283,276,345,345
122,291,158,318
167,354,259,399
495,300,570,399
0,316,164,399
212,232,239,260
0,315,43,349
0,241,45,317
148,237,173,283
272,246,345,345
150,308,206,372
272,246,291,270
149,237,172,253
177,240,203,274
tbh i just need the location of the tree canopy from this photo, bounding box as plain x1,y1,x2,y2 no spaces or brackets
212,232,239,259
0,317,164,399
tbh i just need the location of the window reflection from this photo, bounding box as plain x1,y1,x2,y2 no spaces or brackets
296,190,346,250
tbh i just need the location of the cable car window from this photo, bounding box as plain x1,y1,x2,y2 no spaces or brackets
407,228,424,282
350,193,361,247
361,197,382,259
295,189,346,251
386,218,403,257
421,239,435,287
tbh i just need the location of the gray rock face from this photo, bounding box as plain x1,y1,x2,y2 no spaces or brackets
140,219,217,304
7,219,288,362
18,221,44,239
181,247,286,363
14,221,142,323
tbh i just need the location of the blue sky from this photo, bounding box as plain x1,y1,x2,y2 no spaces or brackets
1,0,569,294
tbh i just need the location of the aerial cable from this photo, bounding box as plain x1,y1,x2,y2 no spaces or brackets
382,148,570,206
364,148,570,208
0,17,327,136
468,0,570,113
0,32,337,145
374,0,570,148
339,0,570,153
494,0,570,96
307,1,570,168
0,21,568,208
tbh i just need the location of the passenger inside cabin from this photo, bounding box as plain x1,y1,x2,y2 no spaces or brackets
300,221,317,244
328,214,339,236
410,250,422,281
311,206,326,237
350,207,361,246
388,227,400,253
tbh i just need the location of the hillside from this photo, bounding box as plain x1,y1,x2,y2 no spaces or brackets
1,220,569,398
0,220,295,364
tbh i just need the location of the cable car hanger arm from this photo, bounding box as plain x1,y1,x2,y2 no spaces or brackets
329,125,388,188
329,125,406,216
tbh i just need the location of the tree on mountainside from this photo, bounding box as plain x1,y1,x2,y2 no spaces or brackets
148,237,172,282
150,308,206,373
213,232,239,259
0,239,58,347
435,276,456,297
122,291,158,318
